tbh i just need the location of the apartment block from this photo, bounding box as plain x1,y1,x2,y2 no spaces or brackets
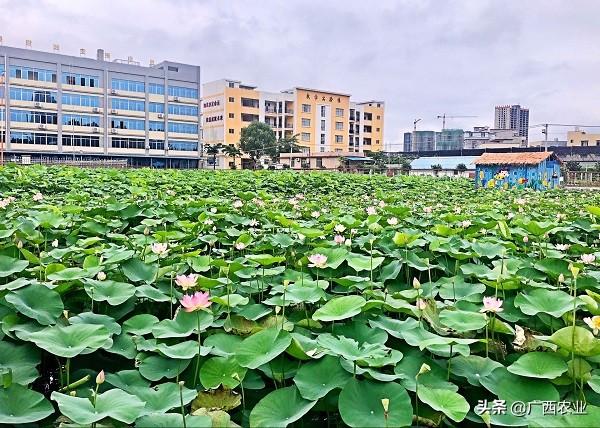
0,45,201,168
202,79,384,155
567,131,600,147
494,104,529,141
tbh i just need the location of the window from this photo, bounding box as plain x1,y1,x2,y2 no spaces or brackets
10,131,58,145
336,108,344,117
376,127,380,132
111,79,145,92
316,158,323,168
229,129,235,134
168,85,198,99
335,135,343,143
301,132,310,142
168,140,198,151
228,97,235,102
168,121,198,134
321,106,326,117
62,93,100,108
228,82,235,88
364,125,372,133
11,66,57,83
364,112,372,120
241,113,259,122
335,122,343,131
111,137,145,149
62,71,99,87
335,148,343,152
149,83,165,95
168,104,198,116
110,117,145,130
581,140,589,147
149,121,165,131
62,113,100,127
10,87,57,103
376,139,380,144
11,109,58,124
364,138,372,145
319,147,325,152
149,139,165,150
62,135,100,147
596,140,600,146
302,104,311,113
111,98,145,111
302,118,310,127
149,102,165,113
321,120,326,131
320,134,325,144
241,98,259,108
168,66,179,72
228,113,234,118
376,115,381,119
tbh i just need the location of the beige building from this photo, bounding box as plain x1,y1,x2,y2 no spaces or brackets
567,131,600,147
202,79,384,167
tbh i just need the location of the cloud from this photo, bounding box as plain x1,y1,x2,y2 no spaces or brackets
1,0,599,148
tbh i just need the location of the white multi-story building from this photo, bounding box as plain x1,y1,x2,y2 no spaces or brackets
494,104,529,142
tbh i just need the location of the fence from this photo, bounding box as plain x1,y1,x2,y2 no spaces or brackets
565,171,600,187
0,157,129,169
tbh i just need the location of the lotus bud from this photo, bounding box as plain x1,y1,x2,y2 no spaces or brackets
569,263,580,279
51,239,59,248
523,235,529,243
63,310,69,319
275,306,281,314
381,398,390,413
69,391,77,397
413,278,421,289
417,363,431,376
283,280,290,288
144,227,150,236
97,271,107,281
179,380,185,386
232,373,241,381
558,273,565,283
96,370,105,385
17,240,23,249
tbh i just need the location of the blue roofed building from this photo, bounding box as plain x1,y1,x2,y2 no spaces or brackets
408,155,478,177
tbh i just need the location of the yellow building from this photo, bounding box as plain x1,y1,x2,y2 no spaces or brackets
202,79,384,165
567,131,600,147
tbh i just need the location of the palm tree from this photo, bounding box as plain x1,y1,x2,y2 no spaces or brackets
221,145,243,169
205,144,222,170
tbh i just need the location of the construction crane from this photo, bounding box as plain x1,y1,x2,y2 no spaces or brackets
436,114,477,130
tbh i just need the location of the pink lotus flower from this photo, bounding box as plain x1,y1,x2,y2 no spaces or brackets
416,298,427,310
235,242,246,250
233,200,243,208
311,211,321,218
480,296,504,313
523,236,529,243
33,192,44,201
180,291,212,312
378,200,386,208
175,273,199,291
423,206,432,214
387,217,398,226
334,235,345,245
96,370,105,385
308,254,328,268
366,206,377,215
461,220,472,228
584,316,600,335
556,244,570,251
151,242,169,255
334,224,346,233
581,254,596,264
97,271,107,281
249,219,259,227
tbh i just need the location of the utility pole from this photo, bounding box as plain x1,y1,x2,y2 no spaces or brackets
412,118,421,152
542,123,549,152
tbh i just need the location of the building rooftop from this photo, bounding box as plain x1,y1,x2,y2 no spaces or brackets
410,156,478,170
475,151,556,165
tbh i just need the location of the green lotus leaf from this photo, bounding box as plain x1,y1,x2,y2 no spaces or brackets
549,326,600,356
5,285,64,325
51,389,146,424
152,310,213,339
200,356,247,389
156,341,211,359
439,309,488,332
507,351,568,379
250,385,317,428
138,354,191,381
203,333,243,357
0,384,54,423
312,295,366,322
0,255,29,278
514,288,580,318
236,327,292,369
128,382,197,414
122,258,158,283
123,314,160,335
479,367,559,403
417,386,469,422
0,341,40,385
47,266,99,281
69,312,121,335
293,355,351,400
135,413,212,427
83,278,136,305
449,355,503,386
346,253,385,272
338,378,413,428
27,324,110,358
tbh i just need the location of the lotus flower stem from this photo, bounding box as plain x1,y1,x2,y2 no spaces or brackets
169,271,174,318
65,358,71,386
194,312,202,388
304,303,311,329
59,374,91,392
179,381,187,428
485,315,489,358
572,276,578,398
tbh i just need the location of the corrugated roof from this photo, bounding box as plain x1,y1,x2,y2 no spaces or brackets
410,156,478,170
475,152,555,165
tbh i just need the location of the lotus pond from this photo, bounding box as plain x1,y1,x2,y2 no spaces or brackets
3,165,600,427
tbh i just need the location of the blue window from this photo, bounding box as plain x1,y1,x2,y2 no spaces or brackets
0,65,5,76
111,78,145,93
10,131,58,145
62,135,100,147
168,103,198,116
168,85,198,99
110,117,145,130
62,72,100,87
62,93,100,108
0,108,4,121
10,87,57,103
168,140,198,151
111,137,145,149
168,121,198,134
149,121,165,132
11,66,57,83
111,98,145,111
149,102,164,113
10,109,58,124
149,139,164,150
149,83,165,95
63,114,100,127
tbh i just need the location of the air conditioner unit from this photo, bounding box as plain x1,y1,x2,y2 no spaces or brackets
34,102,42,108
110,129,118,134
157,113,164,119
92,127,100,133
174,96,180,102
110,89,117,95
110,109,118,114
38,124,47,130
92,107,100,113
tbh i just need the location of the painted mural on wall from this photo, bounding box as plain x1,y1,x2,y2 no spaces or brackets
474,153,561,191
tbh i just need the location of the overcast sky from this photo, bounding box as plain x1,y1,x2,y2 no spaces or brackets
2,0,599,149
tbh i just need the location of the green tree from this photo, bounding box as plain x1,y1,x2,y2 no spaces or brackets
221,145,243,169
239,122,276,169
456,163,467,172
274,134,301,164
205,143,222,170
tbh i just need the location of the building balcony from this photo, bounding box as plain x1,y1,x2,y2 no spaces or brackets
284,110,293,115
